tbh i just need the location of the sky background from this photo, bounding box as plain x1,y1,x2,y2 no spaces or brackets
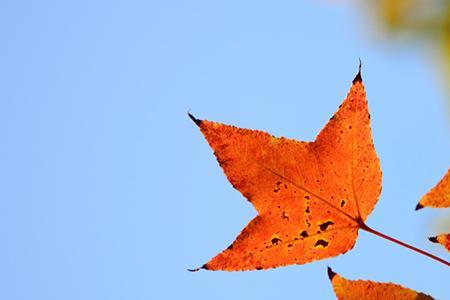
1,1,449,299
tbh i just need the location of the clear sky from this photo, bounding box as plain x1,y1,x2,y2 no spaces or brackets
2,1,449,299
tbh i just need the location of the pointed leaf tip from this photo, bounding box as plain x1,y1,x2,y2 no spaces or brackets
187,264,208,272
187,268,200,272
352,59,362,84
327,266,336,280
429,233,450,252
415,203,424,211
188,112,202,127
428,236,438,243
417,168,450,209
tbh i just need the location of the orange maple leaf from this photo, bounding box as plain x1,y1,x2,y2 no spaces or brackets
189,65,383,271
429,233,450,252
327,267,434,300
416,168,450,210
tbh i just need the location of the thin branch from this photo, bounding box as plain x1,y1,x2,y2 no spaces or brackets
360,223,450,267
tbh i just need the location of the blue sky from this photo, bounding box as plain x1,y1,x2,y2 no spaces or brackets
1,1,449,299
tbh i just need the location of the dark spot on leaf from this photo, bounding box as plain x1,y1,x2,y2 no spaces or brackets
340,199,346,207
300,231,308,238
281,211,289,220
304,195,310,200
271,237,281,245
273,187,280,193
319,221,334,231
227,244,234,250
256,266,263,270
287,244,293,248
217,158,228,167
314,239,329,248
305,206,310,214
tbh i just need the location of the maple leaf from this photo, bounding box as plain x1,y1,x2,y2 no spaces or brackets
429,233,450,252
189,65,383,271
327,267,434,300
416,168,450,210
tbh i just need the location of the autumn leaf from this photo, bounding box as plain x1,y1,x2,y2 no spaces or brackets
189,66,383,271
429,233,450,252
416,168,450,210
327,267,434,300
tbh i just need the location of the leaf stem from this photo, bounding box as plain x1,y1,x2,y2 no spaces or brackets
360,223,450,267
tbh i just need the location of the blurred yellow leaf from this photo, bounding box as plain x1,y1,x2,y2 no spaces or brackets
360,0,450,102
